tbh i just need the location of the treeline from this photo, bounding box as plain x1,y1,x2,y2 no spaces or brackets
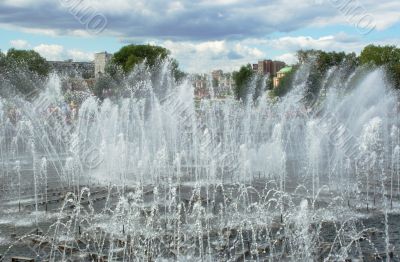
0,45,186,100
233,45,400,102
293,50,358,102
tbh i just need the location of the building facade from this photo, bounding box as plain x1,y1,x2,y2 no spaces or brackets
211,70,234,98
48,60,95,79
257,60,286,76
273,66,293,88
211,70,224,81
94,52,113,78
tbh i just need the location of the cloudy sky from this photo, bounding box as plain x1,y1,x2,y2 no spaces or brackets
1,0,399,72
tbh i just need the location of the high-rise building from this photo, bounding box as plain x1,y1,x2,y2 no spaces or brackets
257,60,286,76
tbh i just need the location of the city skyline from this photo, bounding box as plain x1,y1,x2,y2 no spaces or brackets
0,0,399,73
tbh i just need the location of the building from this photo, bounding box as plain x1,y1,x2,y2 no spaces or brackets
211,70,224,81
257,60,286,76
94,52,113,78
210,70,234,98
48,60,95,79
252,64,259,72
273,66,293,88
192,74,210,99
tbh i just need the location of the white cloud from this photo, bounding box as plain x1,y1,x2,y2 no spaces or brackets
157,40,267,73
274,53,297,65
20,27,59,37
162,40,227,56
68,29,94,38
244,33,363,53
32,44,94,62
312,0,400,31
34,44,64,61
167,1,185,13
9,39,29,49
234,43,264,57
67,49,94,61
3,0,47,7
195,41,226,54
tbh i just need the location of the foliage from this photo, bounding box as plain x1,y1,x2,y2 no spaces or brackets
232,64,266,102
295,50,358,101
93,74,120,100
359,45,400,66
390,63,400,89
110,44,186,85
170,59,186,83
268,46,400,99
113,44,171,73
233,64,253,101
359,45,400,89
105,61,125,80
0,50,5,67
4,48,50,77
0,49,50,97
212,78,219,88
93,44,186,100
270,66,298,97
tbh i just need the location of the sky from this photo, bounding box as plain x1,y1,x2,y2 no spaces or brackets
0,0,399,73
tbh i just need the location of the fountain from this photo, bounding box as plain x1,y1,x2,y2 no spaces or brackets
0,61,399,261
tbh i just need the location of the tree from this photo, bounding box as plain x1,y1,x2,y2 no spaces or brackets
232,64,266,102
233,64,254,101
0,49,50,97
111,44,185,83
270,66,298,98
294,49,359,101
93,74,120,100
112,44,171,73
170,59,186,83
0,50,5,67
359,45,400,66
212,78,219,88
5,48,50,77
359,45,400,89
390,63,400,89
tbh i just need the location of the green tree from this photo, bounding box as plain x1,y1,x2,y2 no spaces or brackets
111,44,185,83
5,48,50,77
390,63,400,89
271,66,298,97
359,45,400,89
233,64,254,101
294,49,358,101
232,64,266,102
170,59,186,83
113,44,171,73
0,50,5,67
212,78,219,88
359,45,400,66
0,49,50,97
93,74,120,100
